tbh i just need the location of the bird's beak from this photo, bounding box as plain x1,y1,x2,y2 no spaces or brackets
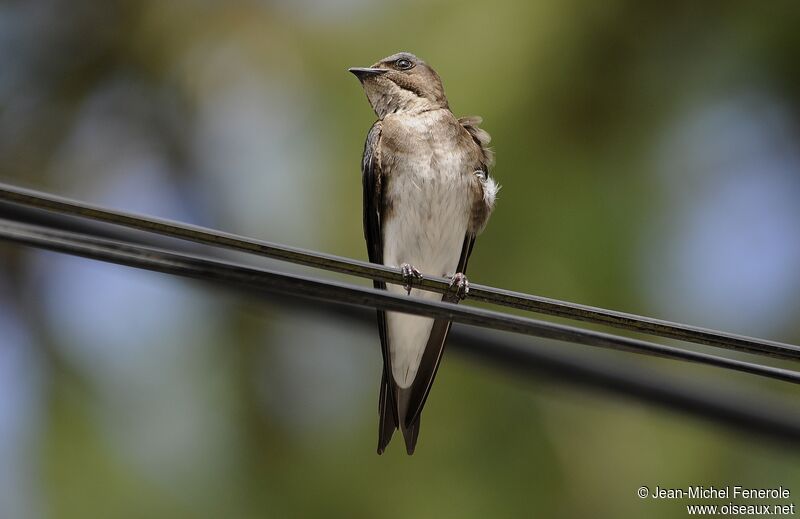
349,67,387,81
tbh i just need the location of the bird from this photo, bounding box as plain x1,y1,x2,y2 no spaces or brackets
349,52,499,455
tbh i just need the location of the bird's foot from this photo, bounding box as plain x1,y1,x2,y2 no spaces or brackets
448,272,470,300
400,263,422,294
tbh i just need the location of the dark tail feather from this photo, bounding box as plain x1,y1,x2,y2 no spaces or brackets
383,318,453,456
405,320,452,428
377,370,397,455
402,414,421,455
396,384,422,455
378,372,422,455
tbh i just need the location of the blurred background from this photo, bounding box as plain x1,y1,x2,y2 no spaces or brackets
1,0,800,517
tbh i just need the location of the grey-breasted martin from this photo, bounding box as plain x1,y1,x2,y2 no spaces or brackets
350,52,498,455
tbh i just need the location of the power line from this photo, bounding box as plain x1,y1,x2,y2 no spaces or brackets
6,201,800,448
3,218,800,446
0,182,797,362
280,296,800,446
3,185,800,447
2,217,799,388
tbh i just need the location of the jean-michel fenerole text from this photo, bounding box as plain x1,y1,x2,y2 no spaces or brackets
650,486,790,500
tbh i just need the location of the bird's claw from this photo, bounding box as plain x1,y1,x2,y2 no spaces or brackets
400,263,422,294
449,272,470,300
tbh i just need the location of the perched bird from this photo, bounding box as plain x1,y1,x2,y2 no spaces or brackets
350,52,498,454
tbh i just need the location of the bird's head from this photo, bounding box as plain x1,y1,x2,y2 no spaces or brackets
349,52,448,118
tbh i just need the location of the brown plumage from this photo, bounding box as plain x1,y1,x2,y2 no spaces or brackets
351,52,498,454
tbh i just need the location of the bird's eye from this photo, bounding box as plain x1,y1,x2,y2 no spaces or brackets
395,58,413,70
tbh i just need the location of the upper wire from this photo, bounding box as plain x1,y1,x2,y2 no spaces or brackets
1,217,799,387
0,182,798,361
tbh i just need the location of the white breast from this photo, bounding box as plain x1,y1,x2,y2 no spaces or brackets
381,112,474,388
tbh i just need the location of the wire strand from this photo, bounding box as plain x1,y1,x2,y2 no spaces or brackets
2,217,799,388
280,294,800,446
4,217,800,445
0,182,798,361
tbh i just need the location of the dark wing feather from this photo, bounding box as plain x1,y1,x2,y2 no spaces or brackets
362,121,399,454
363,121,384,267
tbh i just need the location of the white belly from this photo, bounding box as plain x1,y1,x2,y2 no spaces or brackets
383,152,473,388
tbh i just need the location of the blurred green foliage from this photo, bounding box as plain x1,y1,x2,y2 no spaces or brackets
1,0,800,517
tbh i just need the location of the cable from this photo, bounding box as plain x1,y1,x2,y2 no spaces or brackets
2,218,799,389
0,182,797,361
3,217,800,445
280,298,800,446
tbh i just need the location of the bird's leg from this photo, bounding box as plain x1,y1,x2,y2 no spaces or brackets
400,263,422,295
448,272,470,300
